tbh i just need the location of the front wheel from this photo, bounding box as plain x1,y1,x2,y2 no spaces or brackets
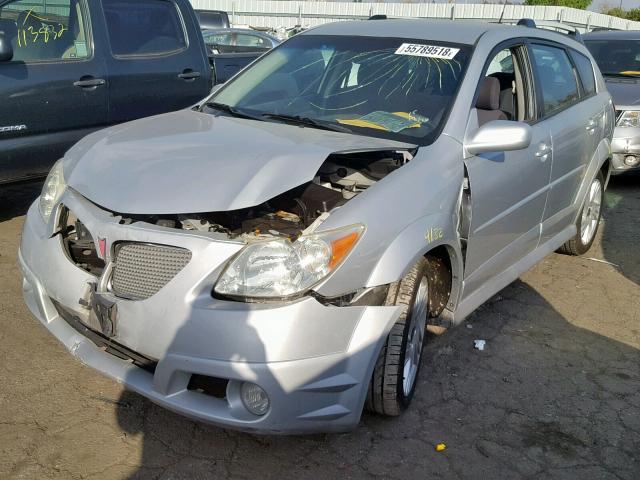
365,259,430,416
558,171,604,256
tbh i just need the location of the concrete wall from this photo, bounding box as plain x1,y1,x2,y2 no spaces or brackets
190,0,640,31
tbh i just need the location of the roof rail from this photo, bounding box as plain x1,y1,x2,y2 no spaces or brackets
517,18,537,28
514,18,584,44
368,14,387,21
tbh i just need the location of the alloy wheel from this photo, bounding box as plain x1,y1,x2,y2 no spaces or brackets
580,178,602,245
402,277,428,396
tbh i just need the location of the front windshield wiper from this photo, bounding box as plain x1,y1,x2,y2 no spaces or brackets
202,101,262,120
261,113,353,134
602,71,640,78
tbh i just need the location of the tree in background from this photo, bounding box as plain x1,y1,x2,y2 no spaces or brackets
523,0,592,9
601,5,640,20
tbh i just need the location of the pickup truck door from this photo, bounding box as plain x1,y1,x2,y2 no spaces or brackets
99,0,211,124
0,0,107,182
462,44,552,298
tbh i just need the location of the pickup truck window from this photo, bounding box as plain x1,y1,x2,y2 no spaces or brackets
0,0,90,62
102,0,187,57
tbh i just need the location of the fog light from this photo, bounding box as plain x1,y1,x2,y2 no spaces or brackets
624,155,639,167
241,382,269,416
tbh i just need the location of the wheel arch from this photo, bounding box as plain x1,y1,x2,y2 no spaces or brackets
364,214,464,325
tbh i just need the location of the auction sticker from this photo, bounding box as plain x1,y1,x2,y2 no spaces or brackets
395,43,459,59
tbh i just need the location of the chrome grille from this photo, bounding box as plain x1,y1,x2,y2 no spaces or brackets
111,243,192,300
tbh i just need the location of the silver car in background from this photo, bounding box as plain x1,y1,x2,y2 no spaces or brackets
19,19,613,434
585,30,640,174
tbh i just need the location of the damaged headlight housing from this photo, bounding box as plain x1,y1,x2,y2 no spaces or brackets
39,159,66,222
617,110,640,128
214,224,364,299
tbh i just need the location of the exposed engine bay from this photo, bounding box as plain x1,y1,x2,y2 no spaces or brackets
59,149,413,277
114,149,413,240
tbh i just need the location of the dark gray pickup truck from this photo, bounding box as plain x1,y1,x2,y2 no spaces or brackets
0,0,212,183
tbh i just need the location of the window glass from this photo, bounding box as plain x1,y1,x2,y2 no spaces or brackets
235,34,266,48
531,44,580,116
102,0,186,56
570,50,596,97
584,40,640,76
204,32,270,54
0,0,90,62
212,35,472,145
204,33,232,47
486,48,513,75
481,48,518,121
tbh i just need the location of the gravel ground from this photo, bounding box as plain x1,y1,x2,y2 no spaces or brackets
0,176,638,480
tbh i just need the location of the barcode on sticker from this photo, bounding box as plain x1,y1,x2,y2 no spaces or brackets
395,43,459,60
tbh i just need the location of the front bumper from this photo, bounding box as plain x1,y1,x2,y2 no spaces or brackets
19,190,400,434
611,126,640,174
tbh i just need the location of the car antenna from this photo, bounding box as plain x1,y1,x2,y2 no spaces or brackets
498,2,506,24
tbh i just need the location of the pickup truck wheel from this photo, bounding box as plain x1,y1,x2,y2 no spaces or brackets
558,171,604,256
365,258,429,416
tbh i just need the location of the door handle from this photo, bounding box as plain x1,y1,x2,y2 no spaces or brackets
73,77,106,88
586,119,597,133
535,143,552,160
178,70,201,80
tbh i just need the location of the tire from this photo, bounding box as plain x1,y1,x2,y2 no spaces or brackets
365,258,430,416
558,171,604,256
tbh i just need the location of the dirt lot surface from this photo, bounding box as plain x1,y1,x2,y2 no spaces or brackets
0,177,638,480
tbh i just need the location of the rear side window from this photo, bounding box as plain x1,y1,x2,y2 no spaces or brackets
197,11,225,28
0,0,90,62
102,0,186,57
531,44,580,117
570,50,597,97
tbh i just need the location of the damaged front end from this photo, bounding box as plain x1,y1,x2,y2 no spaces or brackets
108,149,413,241
59,148,413,303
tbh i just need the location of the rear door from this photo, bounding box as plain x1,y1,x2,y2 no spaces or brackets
462,42,552,296
0,0,107,182
529,43,598,242
100,0,210,124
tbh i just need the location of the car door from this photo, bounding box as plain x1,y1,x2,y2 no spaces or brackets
0,0,107,182
462,43,553,296
529,43,597,242
99,0,209,124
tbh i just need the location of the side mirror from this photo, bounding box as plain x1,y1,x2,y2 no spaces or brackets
465,120,532,155
0,32,13,62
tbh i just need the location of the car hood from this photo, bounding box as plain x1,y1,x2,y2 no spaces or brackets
65,110,415,215
604,77,640,110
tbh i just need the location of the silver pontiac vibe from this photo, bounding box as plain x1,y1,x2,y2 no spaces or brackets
585,30,640,174
20,19,614,434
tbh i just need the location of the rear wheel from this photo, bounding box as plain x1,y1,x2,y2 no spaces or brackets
558,171,604,256
365,258,430,416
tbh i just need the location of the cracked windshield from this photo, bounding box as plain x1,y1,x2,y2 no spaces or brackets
209,35,471,144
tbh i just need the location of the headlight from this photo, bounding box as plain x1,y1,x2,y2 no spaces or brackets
39,159,66,222
617,110,640,128
214,224,364,299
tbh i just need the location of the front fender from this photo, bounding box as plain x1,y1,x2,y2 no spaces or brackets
365,213,462,291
